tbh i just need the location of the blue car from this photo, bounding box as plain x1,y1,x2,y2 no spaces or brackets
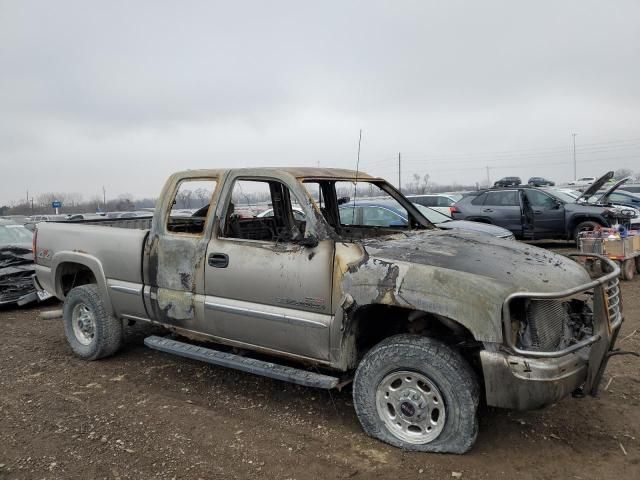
339,200,515,239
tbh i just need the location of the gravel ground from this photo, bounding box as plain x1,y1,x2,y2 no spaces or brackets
1,255,639,479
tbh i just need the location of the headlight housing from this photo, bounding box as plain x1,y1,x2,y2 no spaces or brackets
513,297,594,352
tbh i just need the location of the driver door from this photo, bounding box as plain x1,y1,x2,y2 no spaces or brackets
203,175,334,360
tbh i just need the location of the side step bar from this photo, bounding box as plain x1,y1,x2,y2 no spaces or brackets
144,336,339,389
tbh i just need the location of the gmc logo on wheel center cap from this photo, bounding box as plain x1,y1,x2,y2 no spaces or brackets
400,402,416,417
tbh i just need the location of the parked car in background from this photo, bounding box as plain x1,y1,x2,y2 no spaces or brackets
493,176,521,187
0,220,37,305
621,183,640,194
338,200,515,239
65,213,106,221
405,193,462,216
0,220,33,249
567,176,596,186
257,207,306,221
564,173,640,211
527,177,555,187
451,173,632,242
118,211,153,219
549,186,640,226
594,190,640,209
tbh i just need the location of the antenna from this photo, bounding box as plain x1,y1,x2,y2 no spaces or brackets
352,129,362,217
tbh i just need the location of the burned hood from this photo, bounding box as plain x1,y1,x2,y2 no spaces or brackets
361,229,590,293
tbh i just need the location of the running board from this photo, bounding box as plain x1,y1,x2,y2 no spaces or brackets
144,336,339,389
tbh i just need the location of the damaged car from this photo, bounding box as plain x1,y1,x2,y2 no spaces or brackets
34,168,623,453
0,220,37,305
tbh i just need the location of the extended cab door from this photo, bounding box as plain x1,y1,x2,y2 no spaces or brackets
143,175,220,331
203,174,334,361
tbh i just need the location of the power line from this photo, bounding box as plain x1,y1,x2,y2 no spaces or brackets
360,137,640,168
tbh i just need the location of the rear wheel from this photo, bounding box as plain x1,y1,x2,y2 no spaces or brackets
63,284,123,360
573,221,602,244
353,334,479,453
622,259,635,281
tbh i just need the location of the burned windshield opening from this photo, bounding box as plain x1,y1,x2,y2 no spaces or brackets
302,178,434,240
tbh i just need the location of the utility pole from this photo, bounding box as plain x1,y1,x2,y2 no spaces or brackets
26,190,29,207
102,186,106,209
572,133,578,179
486,166,491,187
398,152,401,192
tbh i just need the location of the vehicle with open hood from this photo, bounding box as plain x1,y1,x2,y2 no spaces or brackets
451,171,636,242
33,168,623,454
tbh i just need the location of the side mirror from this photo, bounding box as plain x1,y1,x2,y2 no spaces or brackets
298,234,319,248
337,196,351,205
554,200,563,209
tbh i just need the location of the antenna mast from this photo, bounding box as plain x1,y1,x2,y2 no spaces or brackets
352,129,362,216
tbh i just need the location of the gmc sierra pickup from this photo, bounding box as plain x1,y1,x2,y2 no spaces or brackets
34,167,623,453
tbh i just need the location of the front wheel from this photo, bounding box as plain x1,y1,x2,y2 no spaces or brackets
63,284,123,360
353,335,479,453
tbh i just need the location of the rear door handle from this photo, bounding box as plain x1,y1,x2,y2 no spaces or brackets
482,208,493,212
208,253,229,268
534,210,543,214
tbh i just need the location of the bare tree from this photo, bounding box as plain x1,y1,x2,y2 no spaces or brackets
613,168,634,181
176,189,193,208
194,188,210,207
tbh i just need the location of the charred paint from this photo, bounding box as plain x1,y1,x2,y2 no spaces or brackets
330,230,581,347
156,287,195,321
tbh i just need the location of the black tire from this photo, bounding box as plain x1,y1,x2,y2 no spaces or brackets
63,284,123,360
622,259,635,281
573,221,602,244
636,256,640,274
353,334,479,454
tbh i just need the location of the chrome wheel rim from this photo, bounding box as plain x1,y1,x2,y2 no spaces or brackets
72,303,96,346
375,370,446,444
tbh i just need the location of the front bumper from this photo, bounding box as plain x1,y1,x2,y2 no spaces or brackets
482,253,622,410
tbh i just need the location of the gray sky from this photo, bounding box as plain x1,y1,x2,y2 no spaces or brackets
1,0,639,205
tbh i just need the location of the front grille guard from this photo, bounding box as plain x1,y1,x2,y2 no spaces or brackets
502,253,622,358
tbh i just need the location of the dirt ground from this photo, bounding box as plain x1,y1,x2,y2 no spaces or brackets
1,252,639,479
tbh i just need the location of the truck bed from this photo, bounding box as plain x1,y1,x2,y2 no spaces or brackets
59,216,153,230
35,221,150,290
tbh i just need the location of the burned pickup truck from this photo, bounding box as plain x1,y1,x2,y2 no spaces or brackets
34,168,623,453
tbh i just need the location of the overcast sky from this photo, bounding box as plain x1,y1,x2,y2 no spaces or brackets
1,0,639,205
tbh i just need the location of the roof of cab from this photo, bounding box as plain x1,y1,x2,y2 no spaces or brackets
170,167,378,181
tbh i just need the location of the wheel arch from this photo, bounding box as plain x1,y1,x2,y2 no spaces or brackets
567,214,607,234
51,252,113,314
339,304,483,375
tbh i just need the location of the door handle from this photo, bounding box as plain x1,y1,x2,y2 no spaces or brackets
534,210,543,214
482,208,493,212
208,253,229,268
